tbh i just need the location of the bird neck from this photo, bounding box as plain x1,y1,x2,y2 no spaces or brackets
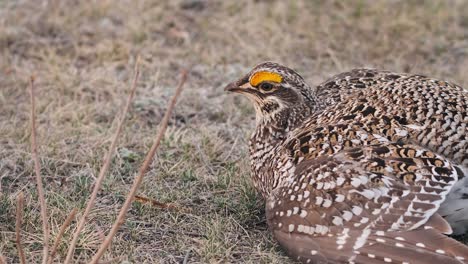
249,103,313,197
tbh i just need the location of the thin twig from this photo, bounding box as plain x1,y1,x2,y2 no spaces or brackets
15,192,26,264
134,195,177,209
134,195,191,213
47,208,77,264
0,254,6,264
89,70,188,264
63,59,141,264
30,76,50,264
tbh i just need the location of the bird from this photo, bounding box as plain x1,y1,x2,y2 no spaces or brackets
224,62,468,264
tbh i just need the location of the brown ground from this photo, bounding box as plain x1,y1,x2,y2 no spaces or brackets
1,0,468,263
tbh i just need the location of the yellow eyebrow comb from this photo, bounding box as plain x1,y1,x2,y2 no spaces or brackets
250,71,282,87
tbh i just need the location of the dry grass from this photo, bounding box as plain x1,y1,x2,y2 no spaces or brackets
1,0,468,263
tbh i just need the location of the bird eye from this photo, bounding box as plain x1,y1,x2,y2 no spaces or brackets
259,82,274,91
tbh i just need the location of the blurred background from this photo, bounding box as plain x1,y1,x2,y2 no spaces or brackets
1,0,468,263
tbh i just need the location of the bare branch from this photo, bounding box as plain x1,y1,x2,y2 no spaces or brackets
15,192,26,264
63,59,141,264
30,76,50,264
47,208,77,264
89,70,188,264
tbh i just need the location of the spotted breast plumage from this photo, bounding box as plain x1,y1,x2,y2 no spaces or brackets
225,62,468,264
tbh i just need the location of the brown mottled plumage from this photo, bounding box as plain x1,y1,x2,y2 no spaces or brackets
225,62,468,264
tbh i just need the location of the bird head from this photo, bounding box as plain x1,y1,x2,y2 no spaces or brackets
224,62,316,122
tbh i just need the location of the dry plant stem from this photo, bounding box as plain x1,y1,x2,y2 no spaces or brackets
15,192,26,264
30,76,50,264
0,255,6,264
47,208,78,264
134,195,190,213
63,60,141,264
134,195,179,209
89,70,188,264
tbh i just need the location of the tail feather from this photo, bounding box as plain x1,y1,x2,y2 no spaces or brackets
273,227,468,264
359,229,468,264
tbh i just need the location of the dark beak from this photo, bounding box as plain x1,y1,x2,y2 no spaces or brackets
224,75,249,93
224,81,240,92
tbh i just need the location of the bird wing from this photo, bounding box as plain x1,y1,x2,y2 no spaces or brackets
314,68,409,111
266,131,467,263
315,68,468,167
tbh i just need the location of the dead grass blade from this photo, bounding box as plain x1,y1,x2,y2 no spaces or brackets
63,59,141,264
29,76,50,264
89,69,188,264
15,192,26,264
47,208,77,264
